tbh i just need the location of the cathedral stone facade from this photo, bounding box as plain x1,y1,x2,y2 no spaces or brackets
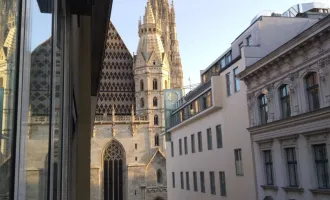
90,1,183,200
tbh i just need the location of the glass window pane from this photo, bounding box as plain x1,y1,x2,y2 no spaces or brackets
0,0,19,198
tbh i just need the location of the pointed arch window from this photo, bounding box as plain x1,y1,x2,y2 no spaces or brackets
259,94,268,125
165,80,168,89
279,85,291,118
153,78,158,90
141,98,144,108
153,97,158,107
305,72,320,111
157,169,163,184
155,134,160,146
104,140,125,200
140,79,144,91
154,115,159,126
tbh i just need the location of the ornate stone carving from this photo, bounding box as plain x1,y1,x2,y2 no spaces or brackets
293,105,300,115
318,55,330,68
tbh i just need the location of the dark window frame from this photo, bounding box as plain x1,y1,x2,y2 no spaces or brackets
186,172,190,190
246,35,252,46
264,150,274,185
305,72,320,112
285,147,298,187
153,78,158,90
140,79,144,91
233,67,240,92
313,144,329,189
184,137,188,155
153,97,158,107
220,171,226,196
198,132,203,152
216,125,223,149
193,171,198,191
179,139,182,156
226,72,232,96
200,171,205,193
210,171,216,195
207,128,213,150
172,172,175,188
234,149,244,176
171,141,174,157
180,172,184,189
259,94,268,125
191,134,195,153
280,85,291,118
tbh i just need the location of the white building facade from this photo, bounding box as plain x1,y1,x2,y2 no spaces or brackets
239,15,330,200
165,3,329,200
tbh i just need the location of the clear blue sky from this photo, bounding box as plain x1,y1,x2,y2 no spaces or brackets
111,0,329,86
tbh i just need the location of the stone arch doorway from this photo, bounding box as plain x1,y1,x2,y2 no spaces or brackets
103,140,125,200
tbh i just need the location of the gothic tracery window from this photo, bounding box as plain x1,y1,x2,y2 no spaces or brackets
154,115,159,126
140,79,144,91
157,169,163,184
155,134,159,146
153,97,158,107
153,78,158,90
141,98,144,108
104,140,125,200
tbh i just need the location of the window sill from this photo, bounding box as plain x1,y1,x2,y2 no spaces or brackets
261,185,278,191
282,187,304,193
309,189,330,194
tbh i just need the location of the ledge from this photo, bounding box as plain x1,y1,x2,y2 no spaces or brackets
282,187,304,193
261,185,279,191
309,189,330,194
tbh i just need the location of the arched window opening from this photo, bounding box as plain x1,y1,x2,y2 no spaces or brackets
153,78,158,90
164,80,168,89
104,140,125,200
279,85,291,118
140,79,144,91
140,98,144,108
305,72,320,111
153,97,158,107
153,60,156,65
154,115,159,126
155,134,159,146
157,169,163,184
259,94,268,125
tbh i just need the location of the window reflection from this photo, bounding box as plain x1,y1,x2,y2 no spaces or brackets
0,0,18,198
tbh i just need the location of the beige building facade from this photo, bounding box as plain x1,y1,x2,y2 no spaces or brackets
239,15,330,200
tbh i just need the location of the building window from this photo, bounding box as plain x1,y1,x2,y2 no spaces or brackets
313,144,329,189
219,171,226,196
259,94,268,124
157,169,163,184
184,137,188,155
226,72,232,96
198,131,203,152
305,72,320,111
235,149,244,176
216,125,223,148
153,97,158,107
154,115,159,125
220,57,226,69
172,172,175,188
193,172,198,191
140,98,144,108
181,172,184,189
165,80,168,89
264,150,274,185
207,128,212,150
285,148,298,187
153,78,158,90
246,35,252,46
171,141,174,157
155,134,159,146
239,42,243,55
279,85,291,118
191,134,195,153
210,171,216,195
206,91,212,108
186,172,190,190
179,139,182,155
233,67,240,92
140,79,144,91
200,172,205,193
135,144,138,150
226,52,232,64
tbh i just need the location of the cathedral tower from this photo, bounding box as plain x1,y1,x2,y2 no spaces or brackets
134,0,170,132
149,0,183,89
